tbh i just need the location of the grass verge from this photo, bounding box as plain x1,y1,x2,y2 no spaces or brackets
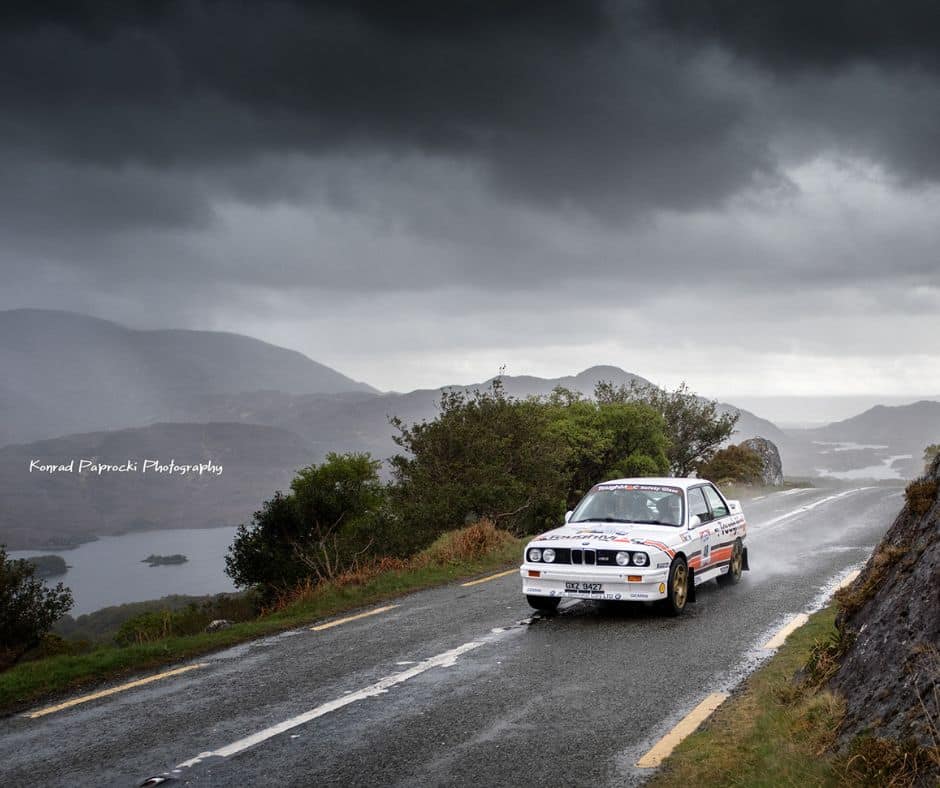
648,604,846,787
0,522,523,716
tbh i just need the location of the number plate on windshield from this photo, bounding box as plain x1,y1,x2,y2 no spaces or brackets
565,582,602,593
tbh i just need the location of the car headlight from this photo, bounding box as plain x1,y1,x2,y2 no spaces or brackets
528,548,542,562
542,548,556,563
632,552,649,567
615,551,630,567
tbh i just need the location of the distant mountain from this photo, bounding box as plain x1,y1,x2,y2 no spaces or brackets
0,422,313,549
0,309,376,446
811,401,940,446
780,401,940,479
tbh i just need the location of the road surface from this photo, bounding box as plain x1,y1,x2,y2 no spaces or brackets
0,485,902,787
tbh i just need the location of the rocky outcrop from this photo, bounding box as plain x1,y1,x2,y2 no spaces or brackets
741,437,784,486
205,619,233,633
831,454,939,763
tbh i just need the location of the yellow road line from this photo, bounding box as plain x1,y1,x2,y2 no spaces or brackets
310,604,399,632
636,692,729,768
460,569,517,587
25,663,208,719
837,569,861,589
762,612,809,650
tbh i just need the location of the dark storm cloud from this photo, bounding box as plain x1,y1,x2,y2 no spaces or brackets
1,0,776,222
2,0,938,235
644,0,940,73
0,1,938,314
643,1,940,183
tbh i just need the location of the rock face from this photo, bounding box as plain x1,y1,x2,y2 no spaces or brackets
741,437,784,486
830,454,939,759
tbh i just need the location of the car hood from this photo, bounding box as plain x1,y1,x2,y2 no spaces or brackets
528,522,684,551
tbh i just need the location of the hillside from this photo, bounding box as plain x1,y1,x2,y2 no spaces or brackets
0,309,375,446
0,422,313,549
785,400,940,479
813,400,940,445
829,455,939,779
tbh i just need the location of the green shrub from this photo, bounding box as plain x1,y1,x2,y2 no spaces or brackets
697,444,765,485
226,453,392,598
1,545,73,669
389,381,571,543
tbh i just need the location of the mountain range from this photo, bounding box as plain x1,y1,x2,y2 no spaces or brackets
0,309,936,549
0,309,374,446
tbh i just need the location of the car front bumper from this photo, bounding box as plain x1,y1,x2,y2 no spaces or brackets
519,564,670,602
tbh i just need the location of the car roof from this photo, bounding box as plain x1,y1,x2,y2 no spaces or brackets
596,477,709,491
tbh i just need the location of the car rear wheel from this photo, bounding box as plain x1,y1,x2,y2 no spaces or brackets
717,539,744,586
526,595,560,613
659,556,689,617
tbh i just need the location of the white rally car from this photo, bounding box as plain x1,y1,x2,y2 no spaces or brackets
520,478,748,616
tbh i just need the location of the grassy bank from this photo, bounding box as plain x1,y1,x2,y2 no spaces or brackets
649,603,935,787
649,604,845,787
0,523,523,716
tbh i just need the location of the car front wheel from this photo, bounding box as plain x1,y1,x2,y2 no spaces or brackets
660,556,690,616
526,595,560,613
717,539,744,586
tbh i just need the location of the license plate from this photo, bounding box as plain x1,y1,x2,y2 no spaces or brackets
565,582,602,593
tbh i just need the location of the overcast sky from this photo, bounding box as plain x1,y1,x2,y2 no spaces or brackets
2,1,939,404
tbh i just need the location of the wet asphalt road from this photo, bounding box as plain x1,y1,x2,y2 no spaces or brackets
0,485,903,787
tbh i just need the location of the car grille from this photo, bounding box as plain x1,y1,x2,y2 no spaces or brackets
540,549,634,566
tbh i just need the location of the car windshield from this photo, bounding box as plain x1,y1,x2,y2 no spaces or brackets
569,484,684,527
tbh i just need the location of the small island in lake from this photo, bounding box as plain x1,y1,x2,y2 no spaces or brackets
142,554,188,567
27,554,69,578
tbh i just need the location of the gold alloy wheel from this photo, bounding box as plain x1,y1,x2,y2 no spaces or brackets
672,563,688,608
731,542,743,578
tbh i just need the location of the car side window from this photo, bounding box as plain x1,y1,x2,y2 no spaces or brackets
702,485,729,518
687,487,710,523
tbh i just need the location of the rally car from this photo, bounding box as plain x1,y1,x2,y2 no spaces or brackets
520,478,748,616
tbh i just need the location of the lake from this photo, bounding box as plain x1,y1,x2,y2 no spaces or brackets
10,526,239,615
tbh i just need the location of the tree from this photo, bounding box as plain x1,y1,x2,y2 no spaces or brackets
1,545,73,669
596,380,738,476
225,453,389,597
697,444,764,485
544,387,670,506
390,381,570,543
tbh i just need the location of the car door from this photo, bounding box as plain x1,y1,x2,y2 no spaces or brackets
686,486,712,569
701,483,736,568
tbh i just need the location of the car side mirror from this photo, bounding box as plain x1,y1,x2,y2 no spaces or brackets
689,514,702,528
564,510,573,523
